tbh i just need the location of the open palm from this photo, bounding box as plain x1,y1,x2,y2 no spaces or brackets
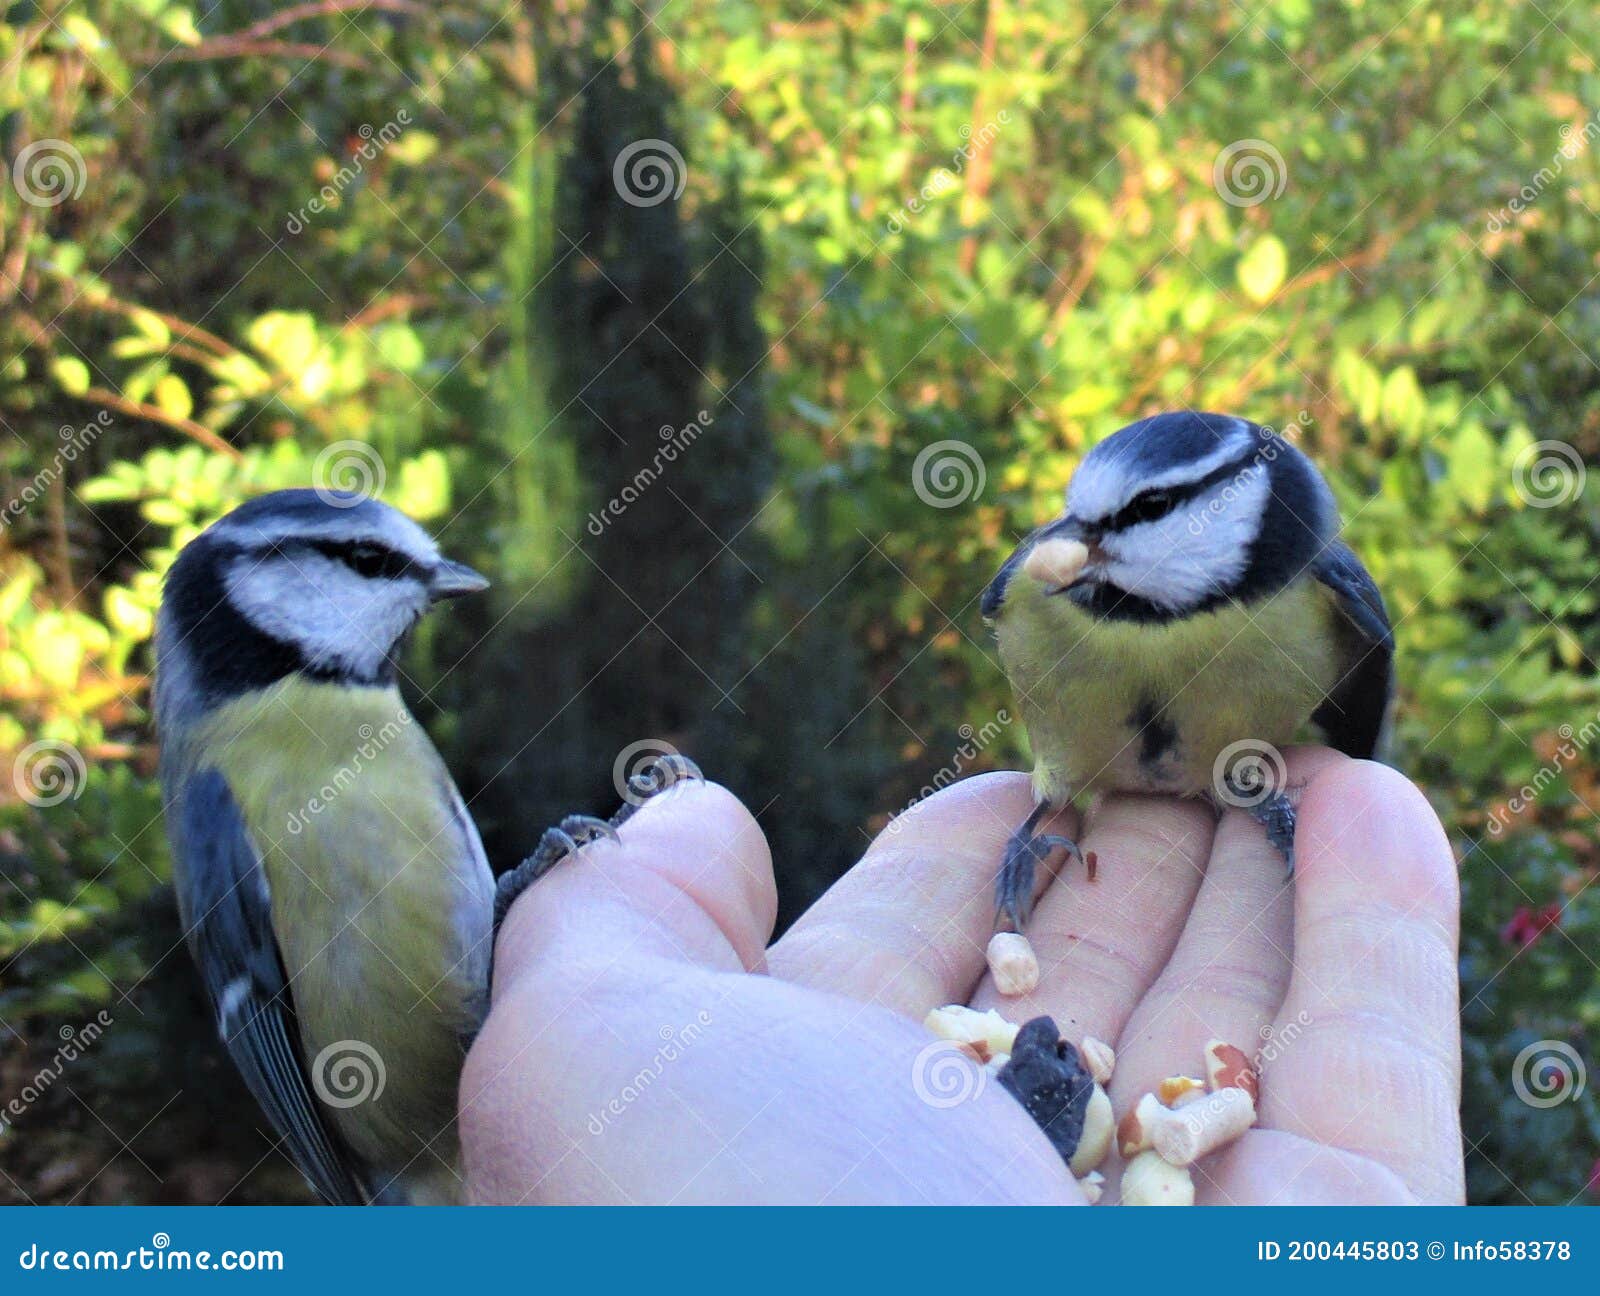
464,751,1462,1205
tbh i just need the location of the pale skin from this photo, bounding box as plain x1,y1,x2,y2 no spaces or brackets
461,749,1464,1205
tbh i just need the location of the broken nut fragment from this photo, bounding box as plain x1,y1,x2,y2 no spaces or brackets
1076,1170,1105,1205
1115,1092,1168,1158
1204,1039,1259,1103
923,1004,1020,1060
1079,1035,1115,1085
1151,1086,1257,1167
987,932,1040,996
1021,536,1090,590
1069,1083,1114,1175
1157,1075,1205,1106
1121,1150,1195,1206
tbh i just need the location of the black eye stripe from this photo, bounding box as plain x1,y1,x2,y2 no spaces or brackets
1105,450,1264,531
305,539,417,580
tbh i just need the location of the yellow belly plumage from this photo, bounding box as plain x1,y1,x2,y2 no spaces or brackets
195,677,492,1197
995,576,1344,807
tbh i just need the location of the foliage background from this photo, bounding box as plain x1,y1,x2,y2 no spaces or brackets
1,0,1597,1204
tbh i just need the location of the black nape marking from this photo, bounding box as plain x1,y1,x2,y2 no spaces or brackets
1130,697,1178,770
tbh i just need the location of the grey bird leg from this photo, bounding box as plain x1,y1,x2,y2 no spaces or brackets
996,800,1086,935
491,754,705,937
1224,775,1297,877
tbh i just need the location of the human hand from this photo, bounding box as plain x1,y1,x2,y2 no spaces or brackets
461,750,1462,1204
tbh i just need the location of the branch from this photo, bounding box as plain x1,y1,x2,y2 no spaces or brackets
230,0,426,40
957,0,1003,277
137,40,372,70
76,388,243,460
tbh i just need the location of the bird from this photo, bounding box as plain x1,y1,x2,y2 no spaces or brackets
980,410,1393,936
154,488,498,1204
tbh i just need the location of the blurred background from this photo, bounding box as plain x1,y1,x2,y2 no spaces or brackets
1,0,1597,1204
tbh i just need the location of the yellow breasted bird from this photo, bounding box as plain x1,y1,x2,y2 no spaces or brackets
981,411,1393,935
155,489,496,1204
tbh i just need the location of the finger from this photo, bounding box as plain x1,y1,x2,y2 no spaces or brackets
768,773,1077,1016
1260,759,1463,1204
464,959,1081,1204
492,779,777,997
1110,748,1347,1110
972,792,1214,1051
1196,1129,1415,1204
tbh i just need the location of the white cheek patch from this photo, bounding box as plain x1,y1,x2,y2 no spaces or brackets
1100,465,1270,610
225,553,427,678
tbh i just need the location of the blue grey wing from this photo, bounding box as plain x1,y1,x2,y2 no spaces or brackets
1311,541,1395,760
173,768,371,1205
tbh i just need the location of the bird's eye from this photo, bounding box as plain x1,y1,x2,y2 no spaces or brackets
345,543,394,578
1122,489,1176,526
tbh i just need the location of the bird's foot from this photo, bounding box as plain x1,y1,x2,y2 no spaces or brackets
995,810,1086,936
608,753,703,830
492,814,618,932
1226,778,1297,878
492,755,705,941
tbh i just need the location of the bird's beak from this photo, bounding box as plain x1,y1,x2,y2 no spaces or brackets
428,559,490,601
1021,518,1099,594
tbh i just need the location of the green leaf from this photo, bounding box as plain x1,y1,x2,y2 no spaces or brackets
153,374,193,421
1236,235,1288,304
159,7,203,46
50,356,91,395
385,131,438,166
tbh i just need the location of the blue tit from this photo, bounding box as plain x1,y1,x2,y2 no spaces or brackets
155,489,494,1204
981,410,1393,935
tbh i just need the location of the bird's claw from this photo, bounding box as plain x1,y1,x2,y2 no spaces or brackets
493,757,705,941
1225,783,1297,879
492,814,620,933
610,754,703,829
995,818,1087,936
